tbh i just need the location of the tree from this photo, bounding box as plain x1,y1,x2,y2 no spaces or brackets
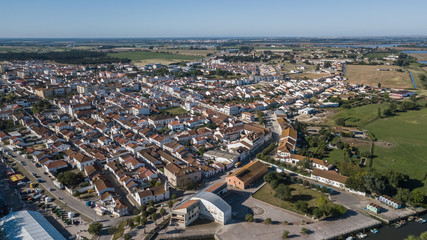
303,180,309,187
151,213,158,226
264,218,272,224
410,189,425,206
124,233,132,240
378,83,382,89
167,200,174,212
149,200,155,207
275,184,292,201
127,219,135,229
134,216,141,226
147,207,157,214
57,171,84,187
140,203,147,212
282,230,290,239
140,217,147,234
73,190,81,198
394,188,411,203
88,222,103,236
295,200,309,213
160,208,166,220
245,214,254,222
335,118,346,126
313,207,323,219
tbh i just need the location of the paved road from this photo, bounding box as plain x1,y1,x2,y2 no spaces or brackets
264,110,282,142
1,145,127,239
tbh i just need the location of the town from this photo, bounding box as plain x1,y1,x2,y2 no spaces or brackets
0,37,426,240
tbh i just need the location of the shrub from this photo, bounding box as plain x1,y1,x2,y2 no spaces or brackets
245,214,254,222
265,218,272,224
282,230,290,239
301,227,309,234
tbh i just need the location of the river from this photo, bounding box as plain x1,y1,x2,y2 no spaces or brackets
366,213,426,239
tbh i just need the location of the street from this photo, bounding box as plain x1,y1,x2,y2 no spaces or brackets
1,144,128,239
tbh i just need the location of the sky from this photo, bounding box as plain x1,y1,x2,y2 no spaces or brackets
1,0,427,38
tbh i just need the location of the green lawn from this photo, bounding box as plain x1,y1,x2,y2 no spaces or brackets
160,107,188,116
108,51,201,63
330,103,384,127
253,183,324,216
364,108,427,194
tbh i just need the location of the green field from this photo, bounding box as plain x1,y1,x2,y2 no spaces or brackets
108,51,201,65
330,103,384,127
160,107,188,116
253,183,324,216
364,52,397,60
364,108,427,194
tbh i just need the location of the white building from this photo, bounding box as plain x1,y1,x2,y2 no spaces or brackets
172,183,231,226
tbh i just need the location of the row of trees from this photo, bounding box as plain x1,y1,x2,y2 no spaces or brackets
344,163,425,206
0,50,131,65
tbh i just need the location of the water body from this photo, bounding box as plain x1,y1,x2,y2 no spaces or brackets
367,213,427,240
402,51,427,54
319,44,398,48
403,51,427,64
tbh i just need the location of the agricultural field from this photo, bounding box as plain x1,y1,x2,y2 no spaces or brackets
408,53,427,62
253,183,324,216
364,51,397,60
108,51,202,65
163,49,216,56
346,65,412,89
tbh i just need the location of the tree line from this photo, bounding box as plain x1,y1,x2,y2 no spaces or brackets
0,50,131,65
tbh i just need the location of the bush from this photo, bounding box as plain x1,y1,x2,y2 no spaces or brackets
88,222,103,235
132,208,140,215
73,191,80,198
264,218,272,224
282,230,290,239
301,227,309,234
245,214,254,222
283,220,288,225
303,180,309,187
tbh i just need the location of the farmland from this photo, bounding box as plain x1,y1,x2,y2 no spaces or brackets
108,51,202,65
346,65,412,89
364,51,398,60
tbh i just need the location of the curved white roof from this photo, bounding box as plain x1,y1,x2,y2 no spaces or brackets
192,191,231,213
0,210,67,240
